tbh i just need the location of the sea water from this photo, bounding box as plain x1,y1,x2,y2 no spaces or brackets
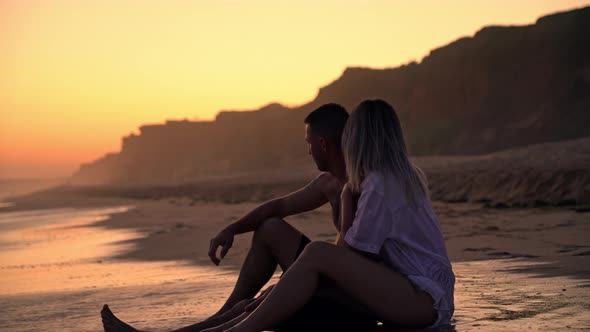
0,206,240,331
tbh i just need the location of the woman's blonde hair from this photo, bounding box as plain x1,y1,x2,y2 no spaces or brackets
342,99,429,208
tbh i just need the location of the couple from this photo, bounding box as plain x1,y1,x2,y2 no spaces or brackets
101,100,455,332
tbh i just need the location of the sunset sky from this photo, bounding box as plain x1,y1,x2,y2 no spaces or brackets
1,0,588,179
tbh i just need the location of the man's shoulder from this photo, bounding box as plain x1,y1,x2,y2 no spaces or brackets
309,172,342,197
312,172,338,186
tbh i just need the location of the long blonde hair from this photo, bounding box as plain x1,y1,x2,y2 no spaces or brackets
342,99,429,208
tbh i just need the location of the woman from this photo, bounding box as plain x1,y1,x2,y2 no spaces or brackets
204,99,455,331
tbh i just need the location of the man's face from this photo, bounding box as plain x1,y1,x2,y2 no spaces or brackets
305,124,328,171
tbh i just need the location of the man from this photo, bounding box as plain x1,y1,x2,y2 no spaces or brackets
101,103,364,332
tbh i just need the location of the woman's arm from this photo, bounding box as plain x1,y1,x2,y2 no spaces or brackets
336,183,357,246
337,184,383,262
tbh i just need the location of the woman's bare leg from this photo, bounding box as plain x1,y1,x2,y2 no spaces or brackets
169,299,252,332
200,311,250,332
228,241,436,332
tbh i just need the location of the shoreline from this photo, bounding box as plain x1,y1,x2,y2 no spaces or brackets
2,194,588,279
91,198,590,281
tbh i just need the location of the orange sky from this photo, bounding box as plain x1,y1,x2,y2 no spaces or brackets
1,0,588,179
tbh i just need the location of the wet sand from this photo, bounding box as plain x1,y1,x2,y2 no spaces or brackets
0,205,256,331
0,194,589,331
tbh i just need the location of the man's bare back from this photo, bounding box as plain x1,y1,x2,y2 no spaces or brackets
315,172,345,231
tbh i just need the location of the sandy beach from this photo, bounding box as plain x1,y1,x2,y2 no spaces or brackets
2,140,590,331
1,187,589,331
3,3,589,331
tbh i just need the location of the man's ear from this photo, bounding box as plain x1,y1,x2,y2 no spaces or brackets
319,137,328,152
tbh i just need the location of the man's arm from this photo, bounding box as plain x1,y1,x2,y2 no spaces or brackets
208,173,331,265
228,173,330,234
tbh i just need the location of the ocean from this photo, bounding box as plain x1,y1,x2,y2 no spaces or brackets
0,206,239,331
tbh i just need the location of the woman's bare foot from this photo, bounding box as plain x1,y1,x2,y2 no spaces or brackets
101,304,143,332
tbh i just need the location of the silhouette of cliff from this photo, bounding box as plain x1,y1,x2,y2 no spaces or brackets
71,7,590,185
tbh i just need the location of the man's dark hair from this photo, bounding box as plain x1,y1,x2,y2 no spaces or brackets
304,103,349,145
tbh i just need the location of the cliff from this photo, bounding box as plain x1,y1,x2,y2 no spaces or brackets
71,7,590,185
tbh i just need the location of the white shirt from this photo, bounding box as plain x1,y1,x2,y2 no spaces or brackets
344,172,455,327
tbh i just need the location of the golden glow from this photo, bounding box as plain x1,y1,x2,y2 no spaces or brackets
1,0,588,178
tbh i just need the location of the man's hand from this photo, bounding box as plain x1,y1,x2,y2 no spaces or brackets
209,228,234,265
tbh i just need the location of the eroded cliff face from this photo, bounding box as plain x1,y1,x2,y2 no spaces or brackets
71,7,590,185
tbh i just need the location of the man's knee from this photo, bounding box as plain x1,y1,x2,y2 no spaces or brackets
253,217,288,243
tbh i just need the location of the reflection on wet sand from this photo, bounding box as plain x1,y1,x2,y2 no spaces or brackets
0,206,246,331
0,202,15,208
1,257,588,331
0,206,227,296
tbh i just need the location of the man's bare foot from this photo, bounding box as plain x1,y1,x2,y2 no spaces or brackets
101,304,143,332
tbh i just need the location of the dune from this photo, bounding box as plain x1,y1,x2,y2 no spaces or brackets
416,137,590,209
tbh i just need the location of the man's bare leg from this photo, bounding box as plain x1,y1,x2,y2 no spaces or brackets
102,218,305,332
101,305,145,332
101,300,252,332
170,218,305,332
214,217,304,315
